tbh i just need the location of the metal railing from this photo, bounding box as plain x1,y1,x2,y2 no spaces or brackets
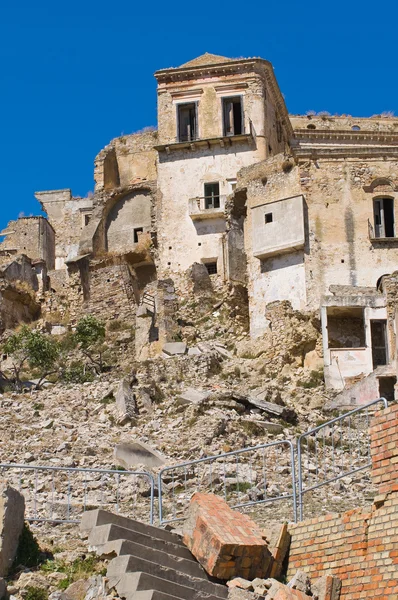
297,397,387,520
158,440,297,525
0,463,155,524
141,292,156,314
188,195,226,217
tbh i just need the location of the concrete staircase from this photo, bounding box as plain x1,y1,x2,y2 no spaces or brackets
81,509,228,600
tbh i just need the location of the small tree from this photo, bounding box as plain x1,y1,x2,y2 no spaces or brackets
3,326,60,391
75,315,106,373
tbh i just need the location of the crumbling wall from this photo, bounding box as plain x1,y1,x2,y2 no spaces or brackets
105,191,152,253
287,403,398,599
237,300,322,376
94,131,158,192
35,189,93,270
0,217,55,270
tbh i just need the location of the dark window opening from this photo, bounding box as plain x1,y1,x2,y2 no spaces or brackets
84,214,91,226
327,307,365,348
204,182,220,209
276,121,282,143
265,213,273,224
133,227,144,243
307,124,316,130
2,354,7,361
378,376,396,402
223,96,243,136
205,262,217,275
352,125,361,131
371,320,388,368
373,198,395,238
177,103,197,142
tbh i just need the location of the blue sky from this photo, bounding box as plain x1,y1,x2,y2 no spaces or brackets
1,0,397,231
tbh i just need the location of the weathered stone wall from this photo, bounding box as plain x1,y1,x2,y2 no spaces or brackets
155,57,290,284
35,189,93,269
94,131,158,192
287,404,398,599
105,191,152,253
240,151,398,337
290,114,398,132
0,217,55,270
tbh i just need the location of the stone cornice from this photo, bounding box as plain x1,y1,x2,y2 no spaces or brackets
292,145,398,159
293,129,398,144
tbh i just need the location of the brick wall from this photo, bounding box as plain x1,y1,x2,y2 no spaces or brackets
370,404,398,495
288,404,398,599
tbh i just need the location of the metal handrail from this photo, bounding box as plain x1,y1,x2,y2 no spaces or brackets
297,397,387,521
158,439,297,525
0,463,155,524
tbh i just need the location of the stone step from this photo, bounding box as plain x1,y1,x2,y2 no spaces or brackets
113,571,226,600
107,555,228,598
97,538,205,578
89,523,192,560
81,509,184,546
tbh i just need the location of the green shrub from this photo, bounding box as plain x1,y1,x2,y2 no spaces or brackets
108,320,126,332
25,587,48,600
62,362,95,384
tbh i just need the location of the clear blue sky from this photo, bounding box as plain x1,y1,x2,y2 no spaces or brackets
1,0,397,231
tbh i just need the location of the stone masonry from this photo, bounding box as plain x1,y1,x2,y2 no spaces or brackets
0,52,398,394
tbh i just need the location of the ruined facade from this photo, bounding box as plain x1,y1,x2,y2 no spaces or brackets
2,52,398,401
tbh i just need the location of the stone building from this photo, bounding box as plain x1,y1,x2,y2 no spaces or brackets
1,52,398,401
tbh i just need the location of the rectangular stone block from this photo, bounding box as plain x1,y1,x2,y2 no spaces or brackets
182,493,273,581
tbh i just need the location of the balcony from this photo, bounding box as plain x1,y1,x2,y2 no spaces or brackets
368,219,398,244
154,120,256,153
189,196,226,220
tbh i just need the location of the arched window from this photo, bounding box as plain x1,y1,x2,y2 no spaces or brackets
307,124,316,130
352,125,361,131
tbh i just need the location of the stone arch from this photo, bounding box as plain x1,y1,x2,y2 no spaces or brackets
105,190,152,253
364,178,397,193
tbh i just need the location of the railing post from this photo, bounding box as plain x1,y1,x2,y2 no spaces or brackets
158,471,164,525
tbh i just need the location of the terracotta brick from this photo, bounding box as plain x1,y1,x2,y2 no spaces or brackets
182,493,272,580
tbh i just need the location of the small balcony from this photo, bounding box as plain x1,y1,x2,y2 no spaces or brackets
368,219,398,244
188,195,226,220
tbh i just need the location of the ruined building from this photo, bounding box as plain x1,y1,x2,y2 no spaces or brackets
2,52,398,402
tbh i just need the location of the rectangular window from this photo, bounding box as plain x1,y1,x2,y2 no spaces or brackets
222,96,244,136
371,320,388,368
265,213,273,224
177,103,197,142
205,261,217,275
373,198,394,238
204,183,220,209
133,227,143,243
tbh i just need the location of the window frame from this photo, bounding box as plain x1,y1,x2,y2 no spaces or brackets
373,196,395,238
222,95,244,137
204,182,220,210
204,261,218,275
176,101,199,142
